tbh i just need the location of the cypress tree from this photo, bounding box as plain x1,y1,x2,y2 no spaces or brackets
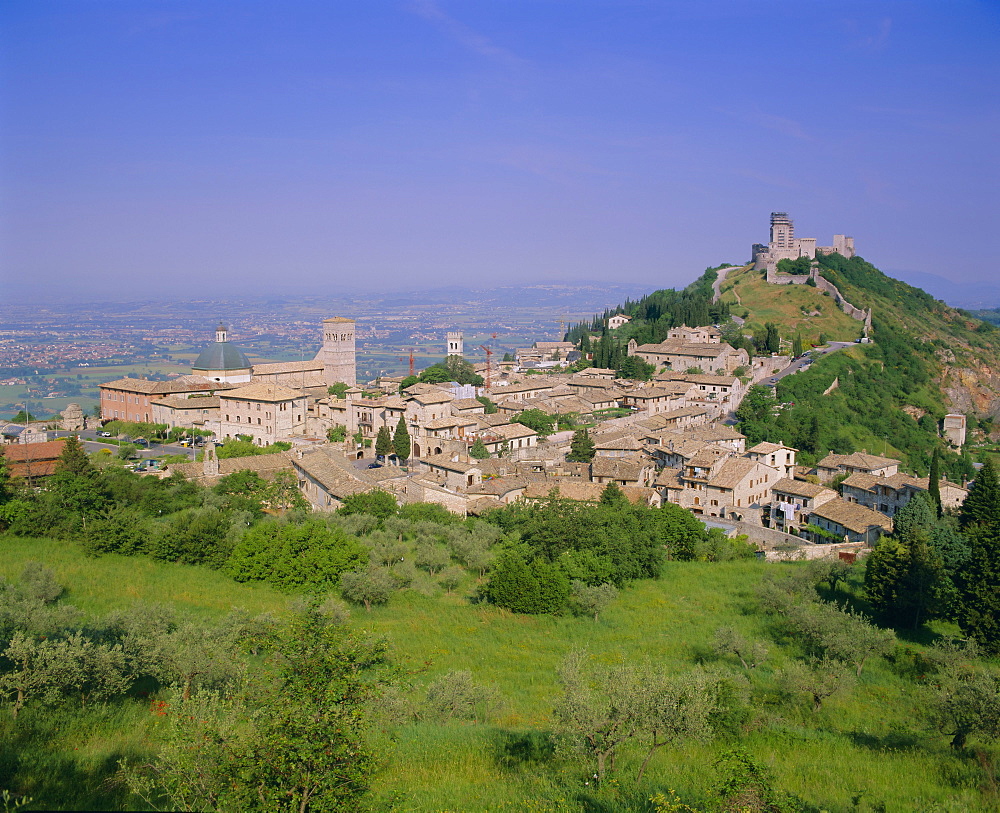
392,416,411,462
469,438,489,460
55,434,94,477
959,458,1000,531
928,447,942,517
953,523,1000,653
375,426,392,459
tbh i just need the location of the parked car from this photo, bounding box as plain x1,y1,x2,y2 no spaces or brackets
367,463,383,469
179,439,192,447
98,431,112,437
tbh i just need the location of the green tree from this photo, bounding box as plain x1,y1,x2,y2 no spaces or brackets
926,661,1000,750
568,580,617,621
928,447,942,517
469,437,489,459
553,650,650,785
566,429,595,463
864,495,948,629
327,382,349,398
398,375,418,392
55,435,94,477
122,605,392,812
340,566,395,612
374,425,392,459
514,408,556,437
952,523,1000,653
476,396,498,414
616,355,656,381
792,333,804,357
392,416,411,462
959,457,1000,531
327,424,347,443
227,520,366,591
338,490,398,520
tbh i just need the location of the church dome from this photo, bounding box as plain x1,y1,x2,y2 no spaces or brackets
192,324,252,373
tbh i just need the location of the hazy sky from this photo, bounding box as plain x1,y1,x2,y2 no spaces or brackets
2,1,998,301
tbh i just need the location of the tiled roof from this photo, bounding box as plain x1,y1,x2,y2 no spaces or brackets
816,452,900,471
707,458,760,490
422,453,481,473
251,359,323,374
101,377,223,395
221,382,304,402
809,498,893,534
771,477,834,499
451,398,485,411
155,395,220,410
293,448,379,497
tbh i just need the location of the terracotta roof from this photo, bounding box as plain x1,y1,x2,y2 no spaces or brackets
590,456,647,481
451,398,485,411
421,453,481,473
220,382,304,402
748,442,795,455
155,395,220,410
1,438,67,462
655,467,685,489
101,377,223,395
410,391,453,405
771,477,835,499
685,425,746,443
292,448,379,498
467,476,534,497
490,423,538,440
707,458,760,490
809,498,893,534
816,452,900,471
251,360,323,375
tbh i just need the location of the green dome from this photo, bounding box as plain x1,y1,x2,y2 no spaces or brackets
192,325,251,372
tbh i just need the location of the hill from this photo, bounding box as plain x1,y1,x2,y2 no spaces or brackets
571,254,1000,476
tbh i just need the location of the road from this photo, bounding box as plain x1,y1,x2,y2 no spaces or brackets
766,341,855,386
48,428,198,461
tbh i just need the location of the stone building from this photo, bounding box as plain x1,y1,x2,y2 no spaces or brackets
943,413,967,447
216,383,307,446
447,332,464,357
100,376,226,423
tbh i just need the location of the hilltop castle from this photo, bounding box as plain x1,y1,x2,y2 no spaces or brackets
752,212,854,273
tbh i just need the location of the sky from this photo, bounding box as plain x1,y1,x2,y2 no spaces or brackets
2,1,999,303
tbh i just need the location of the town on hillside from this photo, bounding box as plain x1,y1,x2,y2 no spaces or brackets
2,217,975,561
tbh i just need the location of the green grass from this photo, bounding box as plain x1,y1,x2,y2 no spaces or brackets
0,536,290,619
720,264,862,344
2,539,998,811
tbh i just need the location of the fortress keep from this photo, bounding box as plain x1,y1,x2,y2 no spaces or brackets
752,212,855,273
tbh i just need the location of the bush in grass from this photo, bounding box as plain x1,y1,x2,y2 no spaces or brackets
423,670,499,723
340,566,396,611
227,519,365,591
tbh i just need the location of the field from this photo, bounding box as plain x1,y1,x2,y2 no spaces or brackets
2,535,997,812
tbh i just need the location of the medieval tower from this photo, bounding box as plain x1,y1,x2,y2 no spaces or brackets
446,331,464,357
320,317,357,386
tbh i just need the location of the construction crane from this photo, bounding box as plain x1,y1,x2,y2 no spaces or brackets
479,345,493,390
409,349,415,378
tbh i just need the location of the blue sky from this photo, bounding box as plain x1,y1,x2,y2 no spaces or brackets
2,1,998,302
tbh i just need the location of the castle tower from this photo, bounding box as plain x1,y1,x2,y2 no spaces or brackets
769,212,795,251
446,331,464,357
319,317,357,387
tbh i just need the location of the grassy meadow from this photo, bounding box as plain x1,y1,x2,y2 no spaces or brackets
1,535,997,811
719,264,862,344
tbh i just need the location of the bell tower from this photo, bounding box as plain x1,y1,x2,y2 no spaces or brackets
320,317,357,387
446,331,464,357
